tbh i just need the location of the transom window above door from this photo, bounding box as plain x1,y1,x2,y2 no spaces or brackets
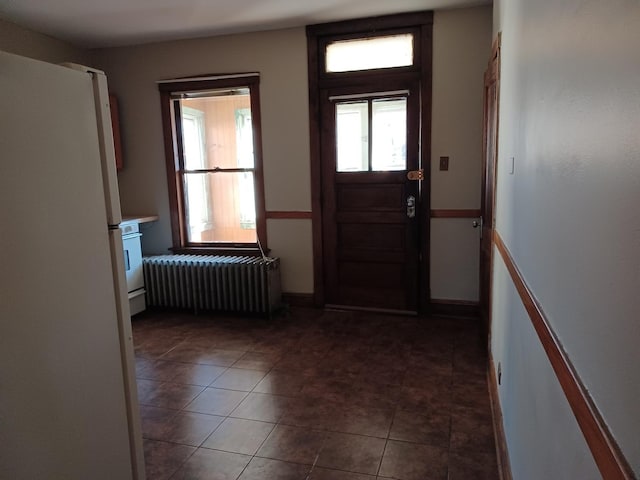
325,33,414,73
158,75,266,252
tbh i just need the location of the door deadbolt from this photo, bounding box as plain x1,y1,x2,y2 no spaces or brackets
407,195,416,218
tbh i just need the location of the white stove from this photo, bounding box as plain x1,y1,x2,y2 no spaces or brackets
121,222,146,315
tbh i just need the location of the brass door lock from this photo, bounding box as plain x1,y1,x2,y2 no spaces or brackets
407,169,424,181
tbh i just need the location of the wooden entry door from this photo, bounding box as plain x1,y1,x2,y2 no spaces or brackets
320,80,421,312
479,37,501,328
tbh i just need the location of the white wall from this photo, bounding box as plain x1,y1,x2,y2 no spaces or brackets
430,6,492,301
492,258,600,479
492,0,640,476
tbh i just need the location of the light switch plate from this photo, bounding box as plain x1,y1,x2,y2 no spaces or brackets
509,156,515,174
439,156,449,171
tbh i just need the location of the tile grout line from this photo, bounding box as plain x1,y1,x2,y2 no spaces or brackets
163,438,199,480
145,350,242,479
304,434,329,480
375,343,412,478
445,335,457,480
135,310,497,479
225,347,284,479
252,342,328,480
151,344,257,479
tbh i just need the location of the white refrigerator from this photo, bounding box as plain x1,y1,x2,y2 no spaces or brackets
0,51,145,479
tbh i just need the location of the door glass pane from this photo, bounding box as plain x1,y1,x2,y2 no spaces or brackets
372,98,407,171
326,34,414,73
183,172,257,243
336,101,368,172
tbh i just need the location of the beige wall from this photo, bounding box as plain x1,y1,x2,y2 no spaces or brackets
91,7,491,297
0,18,91,64
430,6,492,301
492,0,640,476
1,9,492,299
92,28,314,293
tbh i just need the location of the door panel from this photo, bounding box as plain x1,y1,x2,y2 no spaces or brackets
338,262,408,308
321,81,420,312
480,40,500,329
339,224,405,251
337,182,404,210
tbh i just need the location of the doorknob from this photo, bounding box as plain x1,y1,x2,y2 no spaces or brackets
473,216,483,239
406,195,416,218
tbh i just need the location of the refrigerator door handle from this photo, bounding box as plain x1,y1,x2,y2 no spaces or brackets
108,229,145,479
63,64,123,225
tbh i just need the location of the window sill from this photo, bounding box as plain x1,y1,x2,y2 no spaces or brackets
170,246,269,257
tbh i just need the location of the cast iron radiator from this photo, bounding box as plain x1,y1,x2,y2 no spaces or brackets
142,255,282,316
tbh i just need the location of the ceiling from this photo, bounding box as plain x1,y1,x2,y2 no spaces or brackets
0,0,490,49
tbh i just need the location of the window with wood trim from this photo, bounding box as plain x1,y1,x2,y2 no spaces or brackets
159,75,267,253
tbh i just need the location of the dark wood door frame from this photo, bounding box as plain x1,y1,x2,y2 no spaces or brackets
320,82,421,312
306,11,434,312
480,33,501,333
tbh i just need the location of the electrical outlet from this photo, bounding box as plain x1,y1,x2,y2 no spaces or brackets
498,362,502,385
439,156,449,171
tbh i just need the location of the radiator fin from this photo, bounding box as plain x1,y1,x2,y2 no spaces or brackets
143,255,282,316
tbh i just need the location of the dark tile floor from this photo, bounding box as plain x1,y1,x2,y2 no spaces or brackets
133,308,499,480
